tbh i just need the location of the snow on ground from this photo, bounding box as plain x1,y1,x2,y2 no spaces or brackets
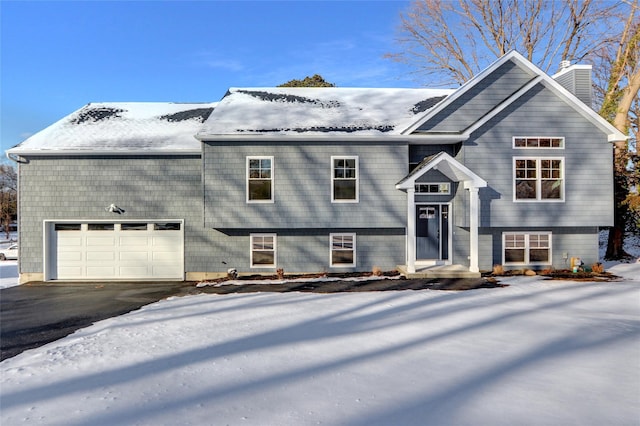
0,261,18,289
1,269,639,425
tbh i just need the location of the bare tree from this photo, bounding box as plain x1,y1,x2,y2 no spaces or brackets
0,163,17,241
388,0,639,259
596,1,640,259
386,0,621,87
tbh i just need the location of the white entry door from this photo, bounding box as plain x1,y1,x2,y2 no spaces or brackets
51,221,183,280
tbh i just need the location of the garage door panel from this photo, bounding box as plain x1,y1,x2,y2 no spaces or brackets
58,251,83,261
87,236,115,246
53,221,183,280
87,266,116,276
120,251,149,262
119,266,150,277
58,236,83,246
86,251,115,261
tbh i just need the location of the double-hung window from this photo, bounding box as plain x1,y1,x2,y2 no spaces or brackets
332,156,358,202
247,156,274,202
250,234,276,267
503,232,552,265
330,233,356,267
514,157,564,201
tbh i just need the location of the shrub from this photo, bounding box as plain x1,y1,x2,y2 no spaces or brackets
372,266,383,276
591,263,605,274
492,264,505,275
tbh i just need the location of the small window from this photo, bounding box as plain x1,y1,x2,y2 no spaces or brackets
247,156,274,202
514,157,564,201
513,137,564,149
55,223,81,231
121,223,148,231
251,234,276,267
88,223,114,231
332,156,358,202
330,233,356,267
415,183,450,194
154,222,181,231
503,232,551,265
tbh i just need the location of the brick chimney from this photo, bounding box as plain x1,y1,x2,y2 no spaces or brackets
552,60,593,109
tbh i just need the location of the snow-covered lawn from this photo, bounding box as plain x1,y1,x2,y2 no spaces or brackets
1,265,639,426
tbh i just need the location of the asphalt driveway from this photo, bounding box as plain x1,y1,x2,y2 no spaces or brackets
1,277,494,361
0,282,195,361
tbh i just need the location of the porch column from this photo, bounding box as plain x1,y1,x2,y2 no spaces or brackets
468,186,480,273
406,188,416,273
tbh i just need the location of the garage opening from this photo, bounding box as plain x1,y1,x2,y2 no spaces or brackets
44,221,184,281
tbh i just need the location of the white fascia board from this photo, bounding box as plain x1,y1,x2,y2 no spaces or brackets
463,75,543,136
535,76,627,142
196,133,469,143
396,152,486,190
6,149,201,160
401,51,531,135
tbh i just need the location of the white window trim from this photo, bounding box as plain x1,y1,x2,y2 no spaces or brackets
330,233,356,267
513,157,565,203
246,156,274,204
512,136,565,149
250,233,277,268
415,182,451,195
502,232,552,266
331,156,359,203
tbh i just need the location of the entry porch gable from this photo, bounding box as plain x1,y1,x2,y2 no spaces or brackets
396,152,487,274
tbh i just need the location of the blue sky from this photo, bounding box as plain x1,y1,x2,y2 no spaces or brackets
1,0,417,155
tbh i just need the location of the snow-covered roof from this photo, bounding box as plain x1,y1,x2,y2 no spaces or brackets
8,102,216,154
197,87,454,138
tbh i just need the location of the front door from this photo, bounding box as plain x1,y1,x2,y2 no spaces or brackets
416,204,449,261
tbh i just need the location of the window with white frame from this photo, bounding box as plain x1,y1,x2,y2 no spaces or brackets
513,136,564,149
503,232,552,265
330,233,356,267
514,157,564,201
250,234,276,267
247,156,273,202
332,156,358,202
415,182,450,194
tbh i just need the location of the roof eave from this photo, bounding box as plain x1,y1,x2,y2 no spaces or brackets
196,133,469,143
6,148,201,160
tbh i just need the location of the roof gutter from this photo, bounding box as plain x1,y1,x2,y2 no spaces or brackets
195,133,469,143
5,149,201,159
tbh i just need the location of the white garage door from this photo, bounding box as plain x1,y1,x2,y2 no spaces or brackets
52,221,184,280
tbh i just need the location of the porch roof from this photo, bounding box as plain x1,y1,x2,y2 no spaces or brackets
396,152,487,190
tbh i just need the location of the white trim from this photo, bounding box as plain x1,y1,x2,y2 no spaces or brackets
502,231,552,266
7,149,201,158
329,233,356,268
331,156,359,203
397,152,487,190
43,219,185,281
512,136,565,149
513,157,565,202
415,182,451,195
250,233,277,268
400,51,626,143
246,156,274,203
468,189,480,273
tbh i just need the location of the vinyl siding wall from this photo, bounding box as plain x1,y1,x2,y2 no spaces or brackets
457,83,613,228
16,156,218,276
203,141,408,229
417,61,536,133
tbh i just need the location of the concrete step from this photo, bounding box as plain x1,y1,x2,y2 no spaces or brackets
397,264,481,279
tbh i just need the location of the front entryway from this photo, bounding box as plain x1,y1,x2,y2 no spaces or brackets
416,204,449,261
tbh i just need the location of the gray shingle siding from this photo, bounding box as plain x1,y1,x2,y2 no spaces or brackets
17,155,215,275
203,141,408,229
418,60,535,132
457,83,613,228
